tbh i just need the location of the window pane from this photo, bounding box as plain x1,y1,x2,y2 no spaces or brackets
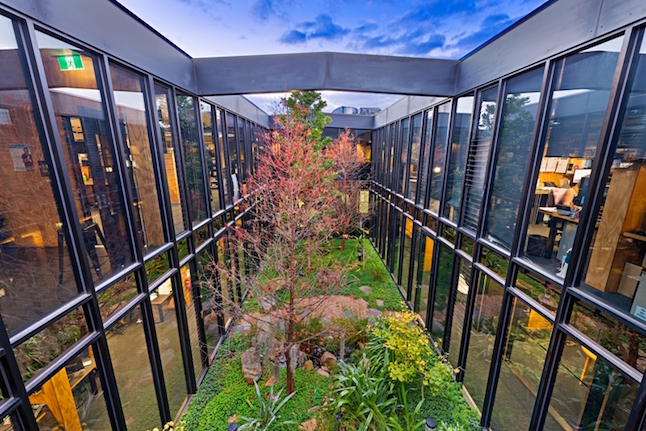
196,249,220,356
491,297,553,430
448,259,471,367
546,336,637,431
444,96,473,222
97,272,138,321
479,246,509,278
36,30,133,283
216,109,231,207
29,346,109,431
515,267,561,314
429,102,451,213
0,17,80,334
432,242,452,345
145,251,171,285
238,118,247,181
485,67,543,249
400,217,414,292
150,278,187,417
579,36,646,322
180,264,205,381
463,86,498,232
200,102,220,213
463,273,504,412
407,114,422,201
106,305,160,431
177,94,207,223
414,234,430,322
391,212,402,276
110,64,165,255
417,110,434,206
155,85,185,234
226,114,240,202
570,301,646,373
15,307,87,382
217,236,234,327
523,36,624,279
398,118,410,195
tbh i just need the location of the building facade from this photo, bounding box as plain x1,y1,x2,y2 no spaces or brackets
0,0,645,430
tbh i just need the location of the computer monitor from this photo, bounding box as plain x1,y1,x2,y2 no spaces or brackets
574,176,590,206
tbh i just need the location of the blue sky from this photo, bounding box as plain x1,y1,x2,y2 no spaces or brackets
118,0,547,111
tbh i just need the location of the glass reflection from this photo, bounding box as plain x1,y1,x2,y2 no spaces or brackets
432,242,451,345
0,17,79,335
97,272,137,321
485,67,543,249
180,264,204,381
398,118,410,195
29,346,109,431
524,37,624,278
177,94,207,223
216,109,231,207
37,31,133,283
200,102,220,214
546,336,637,431
428,102,451,213
150,279,186,417
415,234,433,327
154,85,185,234
106,305,159,431
491,297,553,430
463,86,498,232
400,217,414,291
110,64,164,255
444,96,473,223
448,259,471,368
463,273,504,411
417,110,433,207
515,267,561,314
407,114,422,201
196,249,221,356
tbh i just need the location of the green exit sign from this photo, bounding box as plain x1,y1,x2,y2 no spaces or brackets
58,54,83,71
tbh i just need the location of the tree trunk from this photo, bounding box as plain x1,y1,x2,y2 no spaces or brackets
286,316,296,394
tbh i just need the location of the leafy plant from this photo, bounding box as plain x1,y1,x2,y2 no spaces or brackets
332,355,397,430
389,383,425,431
238,382,296,430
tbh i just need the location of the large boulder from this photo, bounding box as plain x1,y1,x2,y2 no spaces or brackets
241,347,262,384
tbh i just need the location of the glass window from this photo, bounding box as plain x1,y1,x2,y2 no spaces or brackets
154,85,186,234
448,259,471,367
407,114,422,201
417,110,434,206
579,36,646,322
444,96,473,222
398,118,410,195
391,211,403,276
238,118,247,181
432,243,452,346
570,301,646,373
463,273,504,412
491,297,553,430
29,346,109,431
515,267,561,314
215,109,231,207
196,249,220,356
460,236,475,256
176,94,207,224
106,305,159,431
463,86,498,232
180,264,205,381
226,114,240,202
400,216,414,292
546,336,637,431
97,272,138,321
441,225,456,243
110,64,165,255
0,17,81,335
217,235,235,327
200,102,220,213
15,307,87,382
150,278,186,417
145,251,171,285
429,102,451,213
415,234,433,326
479,246,509,278
485,67,543,249
36,31,133,283
523,36,624,278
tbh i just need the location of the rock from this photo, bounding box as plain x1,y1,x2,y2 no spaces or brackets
241,347,262,384
257,315,272,334
321,317,332,326
303,360,314,371
299,418,318,431
359,285,372,295
376,299,384,307
321,365,329,372
288,344,302,372
259,296,276,312
316,368,330,377
342,309,357,320
307,406,319,414
321,351,336,367
367,308,382,318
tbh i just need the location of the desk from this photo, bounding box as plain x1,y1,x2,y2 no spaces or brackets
151,293,172,322
538,207,579,259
